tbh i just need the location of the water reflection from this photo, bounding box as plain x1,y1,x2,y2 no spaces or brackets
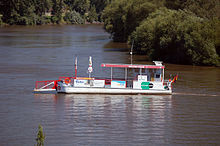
34,94,173,145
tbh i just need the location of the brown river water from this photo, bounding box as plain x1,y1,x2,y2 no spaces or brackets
0,25,220,145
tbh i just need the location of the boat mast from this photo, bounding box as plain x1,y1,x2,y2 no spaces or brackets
130,40,134,65
75,56,77,78
128,40,134,82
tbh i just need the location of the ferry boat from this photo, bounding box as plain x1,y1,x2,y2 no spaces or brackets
34,57,177,95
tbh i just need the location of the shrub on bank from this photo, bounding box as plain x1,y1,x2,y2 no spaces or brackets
64,11,84,24
0,17,3,25
13,16,52,25
87,5,98,23
17,16,29,25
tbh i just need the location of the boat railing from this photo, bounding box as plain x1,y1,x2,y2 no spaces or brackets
59,76,75,80
35,80,58,90
58,76,132,88
59,76,129,82
163,80,171,87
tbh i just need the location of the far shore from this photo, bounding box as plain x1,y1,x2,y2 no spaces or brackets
0,21,104,27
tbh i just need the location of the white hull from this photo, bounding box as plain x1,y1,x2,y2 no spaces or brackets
57,87,172,95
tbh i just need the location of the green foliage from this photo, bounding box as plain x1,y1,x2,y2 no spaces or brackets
87,5,98,23
165,0,185,10
51,0,63,23
35,124,45,146
0,0,107,25
0,0,111,25
165,0,220,19
42,16,52,24
90,0,111,21
90,0,110,14
50,16,59,24
17,16,29,25
102,0,164,42
64,11,84,24
183,0,219,19
130,8,219,66
102,0,128,41
211,18,220,56
33,15,50,25
1,0,52,25
33,0,52,16
69,0,90,16
1,0,33,24
0,17,3,25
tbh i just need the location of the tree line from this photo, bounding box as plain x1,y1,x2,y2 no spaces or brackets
102,0,220,66
0,0,110,25
0,0,219,66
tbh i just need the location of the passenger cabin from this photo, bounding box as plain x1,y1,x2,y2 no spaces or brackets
101,61,165,90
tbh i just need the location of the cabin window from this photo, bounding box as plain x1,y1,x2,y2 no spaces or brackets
134,69,139,73
156,74,160,78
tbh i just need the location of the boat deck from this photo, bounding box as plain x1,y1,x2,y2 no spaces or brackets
57,86,172,95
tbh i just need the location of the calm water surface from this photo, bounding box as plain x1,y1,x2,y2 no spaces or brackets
0,25,220,146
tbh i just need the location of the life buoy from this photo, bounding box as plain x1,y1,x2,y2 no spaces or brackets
149,83,153,88
65,78,71,84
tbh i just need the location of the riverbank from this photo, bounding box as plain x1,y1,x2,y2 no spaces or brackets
1,20,219,67
0,15,104,27
0,21,104,28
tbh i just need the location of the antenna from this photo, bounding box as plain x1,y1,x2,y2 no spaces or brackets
74,56,77,78
130,40,134,65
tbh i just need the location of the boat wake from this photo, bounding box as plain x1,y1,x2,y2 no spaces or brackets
173,92,219,97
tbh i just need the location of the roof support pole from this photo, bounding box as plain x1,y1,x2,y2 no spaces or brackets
140,68,142,75
111,67,112,80
163,68,164,82
125,68,127,81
